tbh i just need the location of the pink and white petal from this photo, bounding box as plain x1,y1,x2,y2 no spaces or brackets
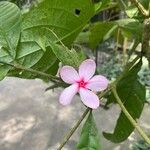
79,88,100,109
79,59,96,82
60,66,80,84
59,84,78,105
87,75,109,91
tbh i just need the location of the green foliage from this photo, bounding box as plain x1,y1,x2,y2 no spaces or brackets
0,0,149,148
50,43,85,68
103,60,146,142
95,0,117,14
115,18,143,40
89,18,143,49
0,0,95,80
0,1,21,80
21,0,95,47
89,22,117,49
10,47,58,80
76,111,101,150
0,65,11,80
0,1,21,51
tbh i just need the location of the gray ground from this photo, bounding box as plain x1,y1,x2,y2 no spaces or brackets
0,77,149,150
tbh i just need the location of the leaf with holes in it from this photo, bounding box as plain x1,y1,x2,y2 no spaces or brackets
7,0,94,79
76,111,102,150
21,0,95,47
103,60,146,143
1,0,95,80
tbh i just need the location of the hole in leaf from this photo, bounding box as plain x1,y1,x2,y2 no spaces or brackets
75,9,81,16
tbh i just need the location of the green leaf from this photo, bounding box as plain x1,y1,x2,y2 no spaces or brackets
8,47,58,80
1,0,95,80
125,5,139,18
50,43,85,68
0,65,11,81
0,47,12,80
0,1,21,57
21,0,95,47
76,111,101,150
75,31,90,45
0,1,21,80
103,60,146,143
20,47,58,80
115,19,143,41
95,0,117,14
117,0,128,10
6,0,95,80
16,41,44,68
89,22,117,49
89,19,142,49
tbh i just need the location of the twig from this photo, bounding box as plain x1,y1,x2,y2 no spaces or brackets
0,61,60,82
111,85,150,145
130,0,149,17
45,82,67,91
57,89,111,150
57,108,90,150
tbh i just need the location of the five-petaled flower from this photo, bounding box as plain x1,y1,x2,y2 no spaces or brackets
59,59,109,109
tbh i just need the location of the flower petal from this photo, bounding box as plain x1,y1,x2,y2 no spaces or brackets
59,84,78,105
79,59,96,82
60,66,80,84
87,75,109,91
79,88,100,109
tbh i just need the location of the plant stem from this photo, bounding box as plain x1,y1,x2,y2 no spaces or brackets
57,90,110,150
98,88,110,98
130,0,149,17
0,61,60,82
45,82,67,91
57,108,90,150
111,85,150,145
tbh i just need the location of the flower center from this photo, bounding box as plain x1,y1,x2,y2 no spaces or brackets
77,79,87,88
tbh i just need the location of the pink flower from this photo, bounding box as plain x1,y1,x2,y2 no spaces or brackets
59,59,109,109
